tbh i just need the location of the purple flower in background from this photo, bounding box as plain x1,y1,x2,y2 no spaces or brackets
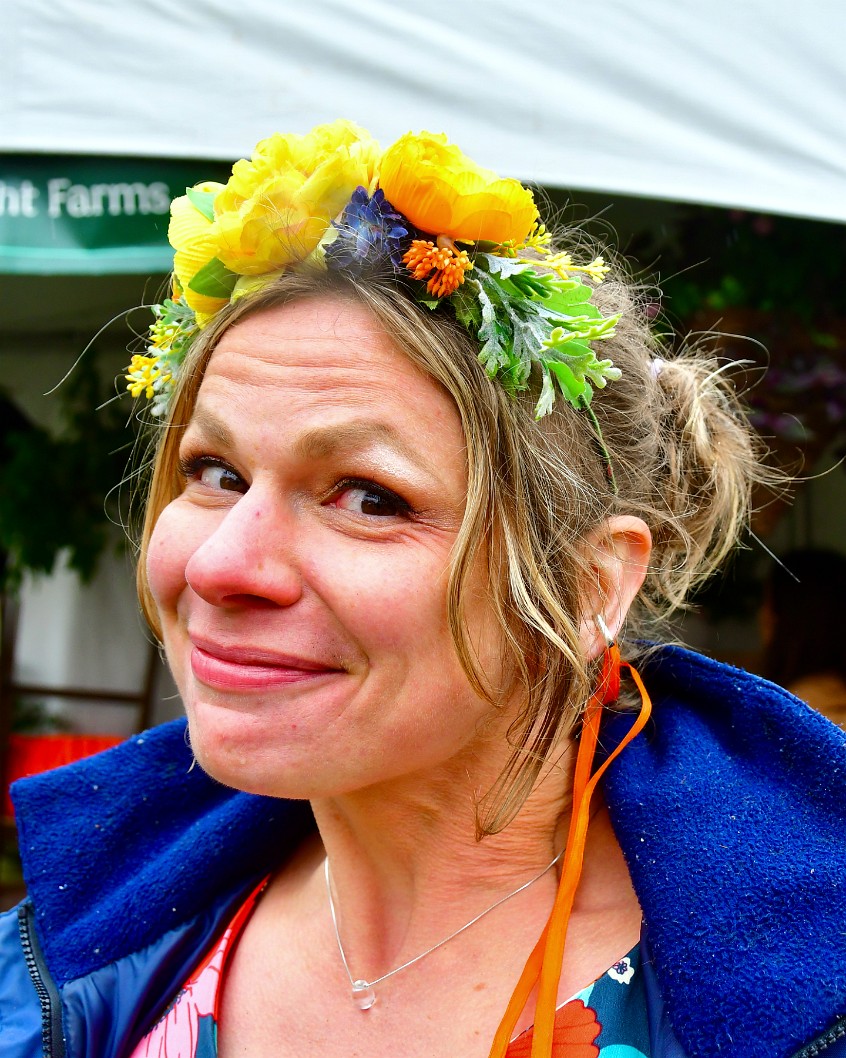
748,351,846,443
326,187,409,270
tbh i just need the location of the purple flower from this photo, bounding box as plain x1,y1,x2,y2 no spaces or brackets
326,187,409,271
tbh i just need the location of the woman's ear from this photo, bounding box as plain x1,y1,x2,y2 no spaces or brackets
580,516,652,660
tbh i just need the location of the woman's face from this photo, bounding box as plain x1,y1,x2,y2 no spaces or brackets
147,296,506,799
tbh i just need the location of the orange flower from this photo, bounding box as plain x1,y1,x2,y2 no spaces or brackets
402,238,473,298
505,999,601,1058
380,131,538,244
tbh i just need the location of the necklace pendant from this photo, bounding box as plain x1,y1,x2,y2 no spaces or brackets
352,980,376,1010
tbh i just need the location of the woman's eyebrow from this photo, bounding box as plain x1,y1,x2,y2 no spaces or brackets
293,421,442,479
293,423,423,465
187,412,450,483
184,408,235,449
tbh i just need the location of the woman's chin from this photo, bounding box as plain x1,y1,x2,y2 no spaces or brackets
185,708,354,800
190,740,320,800
184,699,288,790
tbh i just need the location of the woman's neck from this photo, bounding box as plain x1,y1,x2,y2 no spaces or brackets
251,742,642,1044
302,736,633,989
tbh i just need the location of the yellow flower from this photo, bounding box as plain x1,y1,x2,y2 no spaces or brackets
518,223,553,255
212,120,381,275
168,181,227,318
379,131,538,245
125,354,171,400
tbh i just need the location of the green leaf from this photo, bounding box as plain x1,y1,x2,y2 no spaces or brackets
510,272,551,298
450,255,621,418
476,281,510,376
188,258,238,298
548,361,591,406
452,285,481,331
541,283,595,313
186,187,217,222
478,253,534,280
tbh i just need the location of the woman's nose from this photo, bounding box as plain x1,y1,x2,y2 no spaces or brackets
184,489,303,609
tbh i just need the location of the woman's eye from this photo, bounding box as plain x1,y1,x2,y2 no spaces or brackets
331,481,409,518
179,456,246,494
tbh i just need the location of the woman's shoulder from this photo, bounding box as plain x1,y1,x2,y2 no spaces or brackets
626,642,846,748
604,643,846,1058
11,720,314,992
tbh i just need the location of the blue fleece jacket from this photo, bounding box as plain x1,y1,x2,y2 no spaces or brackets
2,645,846,1058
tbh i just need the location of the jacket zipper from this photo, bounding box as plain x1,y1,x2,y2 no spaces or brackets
18,902,66,1058
791,1015,846,1057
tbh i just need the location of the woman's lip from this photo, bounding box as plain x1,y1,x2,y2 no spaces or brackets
189,635,337,669
190,643,343,691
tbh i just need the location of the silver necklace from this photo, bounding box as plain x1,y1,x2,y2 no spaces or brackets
324,849,563,1010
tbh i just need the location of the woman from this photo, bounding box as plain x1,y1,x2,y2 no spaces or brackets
3,122,846,1058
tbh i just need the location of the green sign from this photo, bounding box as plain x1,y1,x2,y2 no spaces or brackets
0,155,231,275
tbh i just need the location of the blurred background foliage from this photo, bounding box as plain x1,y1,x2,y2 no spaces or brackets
0,352,136,592
646,208,846,465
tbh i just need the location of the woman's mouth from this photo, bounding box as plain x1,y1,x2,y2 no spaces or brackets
189,638,344,691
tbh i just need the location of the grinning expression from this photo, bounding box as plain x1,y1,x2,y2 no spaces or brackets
147,296,508,799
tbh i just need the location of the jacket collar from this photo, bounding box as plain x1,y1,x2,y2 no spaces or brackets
13,721,314,986
605,645,846,1058
13,645,846,1057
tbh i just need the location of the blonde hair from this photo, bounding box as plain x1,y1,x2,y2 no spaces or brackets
137,264,769,833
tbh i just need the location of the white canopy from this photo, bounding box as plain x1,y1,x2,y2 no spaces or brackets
3,0,845,223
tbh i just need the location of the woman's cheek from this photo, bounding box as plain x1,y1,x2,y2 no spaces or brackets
146,500,197,615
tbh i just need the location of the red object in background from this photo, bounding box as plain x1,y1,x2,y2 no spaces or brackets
4,733,124,818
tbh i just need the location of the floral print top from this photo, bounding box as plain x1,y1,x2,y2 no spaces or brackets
129,880,651,1058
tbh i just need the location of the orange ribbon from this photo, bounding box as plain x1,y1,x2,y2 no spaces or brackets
488,649,653,1058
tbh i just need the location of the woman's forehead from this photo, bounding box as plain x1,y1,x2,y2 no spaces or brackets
187,297,467,468
204,297,426,388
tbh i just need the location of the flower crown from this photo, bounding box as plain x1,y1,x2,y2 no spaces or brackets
125,120,621,426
